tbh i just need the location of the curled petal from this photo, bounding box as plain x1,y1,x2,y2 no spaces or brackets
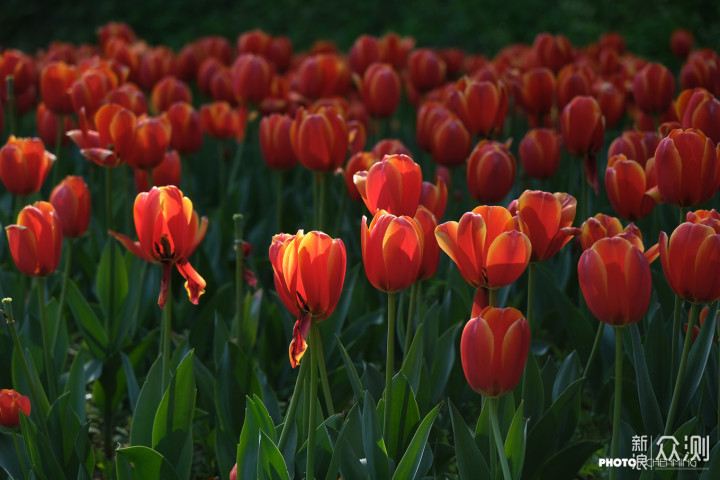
289,310,312,368
176,258,206,305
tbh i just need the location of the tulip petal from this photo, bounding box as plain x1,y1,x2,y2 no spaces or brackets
289,311,312,368
176,258,206,305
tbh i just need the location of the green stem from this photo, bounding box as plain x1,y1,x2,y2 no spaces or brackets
105,167,115,337
670,207,687,380
161,275,173,390
6,75,17,135
311,322,334,416
665,303,700,435
276,171,284,233
489,288,498,308
12,431,28,479
37,278,57,400
318,172,327,232
383,292,397,439
52,239,72,351
307,321,319,480
277,357,309,452
488,397,512,480
233,214,245,342
227,138,246,194
610,327,624,480
522,263,536,402
404,282,420,356
583,322,605,378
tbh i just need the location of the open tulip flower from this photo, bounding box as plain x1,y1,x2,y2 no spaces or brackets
110,186,208,308
605,154,661,221
353,153,422,217
435,206,531,290
269,230,346,367
5,201,63,277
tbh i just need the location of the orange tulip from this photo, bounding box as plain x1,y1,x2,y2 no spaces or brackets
518,128,561,179
408,48,446,93
361,62,401,119
0,136,56,196
435,206,531,289
354,153,422,216
654,128,719,207
269,230,346,367
134,150,181,192
49,175,91,238
5,202,63,277
461,306,530,397
290,107,348,172
467,140,516,204
578,237,652,326
509,190,577,262
0,389,31,428
150,76,192,114
361,211,423,293
660,221,720,304
445,77,508,138
605,154,661,221
110,186,207,308
259,113,298,170
40,61,78,115
632,62,676,116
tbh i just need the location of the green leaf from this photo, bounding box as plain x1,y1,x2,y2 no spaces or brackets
392,404,440,480
400,323,424,395
535,441,603,480
240,289,263,351
120,352,140,412
629,324,663,434
152,350,196,480
74,422,95,478
381,373,420,462
64,350,87,421
701,441,720,480
337,431,371,480
129,355,164,446
362,391,389,480
237,395,277,480
679,303,717,414
523,353,544,431
66,279,108,359
338,336,365,408
0,431,29,480
215,341,263,437
551,351,580,401
257,430,291,480
505,401,527,480
46,393,84,474
96,239,128,320
116,446,180,480
448,399,491,480
429,324,460,403
20,412,65,480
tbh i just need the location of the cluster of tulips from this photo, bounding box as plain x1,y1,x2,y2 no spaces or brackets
0,19,719,480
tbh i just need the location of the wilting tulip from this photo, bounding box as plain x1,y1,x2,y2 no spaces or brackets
578,237,652,326
467,140,516,204
461,306,530,397
660,222,720,304
633,62,676,116
671,29,694,59
676,88,720,144
40,61,78,115
361,211,423,293
605,154,661,221
0,136,56,195
290,107,348,172
509,190,577,262
49,175,91,238
519,128,561,179
269,230,346,367
607,130,659,168
166,102,203,155
435,206,531,290
430,112,472,167
354,153,422,216
0,389,31,428
361,63,401,118
200,102,247,141
445,77,508,138
150,76,192,114
654,128,719,207
110,186,207,308
231,53,274,104
532,33,573,73
408,48,446,93
259,113,298,170
5,202,63,277
134,150,181,192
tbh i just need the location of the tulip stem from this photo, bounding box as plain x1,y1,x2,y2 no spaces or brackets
522,263,536,402
665,303,699,435
277,355,309,453
276,171,284,233
583,322,605,379
36,278,57,401
307,320,319,480
318,172,327,232
12,431,28,479
489,289,498,308
226,138,245,195
105,167,115,338
384,292,397,439
670,294,682,381
610,327,624,480
312,322,335,416
488,397,512,480
404,282,420,356
6,75,17,135
161,275,172,390
52,238,72,351
233,214,245,342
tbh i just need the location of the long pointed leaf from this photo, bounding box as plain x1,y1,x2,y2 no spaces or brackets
392,404,440,480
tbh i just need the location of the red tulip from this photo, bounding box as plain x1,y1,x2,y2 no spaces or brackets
295,54,351,100
467,140,516,204
419,172,448,221
670,29,694,60
532,33,573,73
519,128,561,179
0,136,56,196
290,107,348,172
445,77,508,138
231,54,274,104
513,67,556,124
371,139,411,158
200,102,247,141
349,35,382,75
416,101,450,153
0,389,31,428
150,76,192,114
125,115,171,171
259,113,298,171
430,112,472,167
36,103,76,148
138,47,176,91
607,130,659,168
269,230,346,367
414,206,441,280
353,153,422,217
408,48,446,93
578,214,654,259
40,61,78,115
107,83,147,115
461,306,530,397
50,175,91,238
361,63,401,118
560,95,604,193
5,202,63,277
110,186,208,308
166,102,203,155
594,80,626,129
134,150,181,192
556,64,594,109
633,62,676,116
676,88,720,144
605,154,661,221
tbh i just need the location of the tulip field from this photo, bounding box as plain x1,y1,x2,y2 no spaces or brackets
1,16,720,480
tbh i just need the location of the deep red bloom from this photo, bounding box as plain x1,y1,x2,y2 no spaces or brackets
259,113,298,170
556,64,594,109
107,83,147,115
532,33,573,73
349,35,383,75
408,48,446,93
419,172,448,221
231,54,274,104
0,136,56,195
519,128,561,179
670,29,694,59
150,76,192,114
605,154,661,221
676,88,720,144
593,80,626,129
134,150,181,192
607,130,659,168
200,102,247,141
633,62,676,116
0,389,31,428
445,77,508,138
166,102,203,155
513,67,556,122
361,63,401,118
36,103,77,148
40,61,78,115
5,202,63,277
467,140,516,204
414,206,441,281
50,175,91,238
430,112,472,167
295,54,351,100
138,47,176,91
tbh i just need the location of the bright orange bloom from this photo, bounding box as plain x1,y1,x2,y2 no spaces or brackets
518,128,561,179
0,389,31,428
231,53,274,104
660,222,720,304
290,107,348,172
605,154,661,221
150,76,192,114
5,202,63,277
435,206,531,290
269,230,346,367
259,113,297,170
361,211,423,293
445,77,508,138
654,128,719,207
461,306,530,397
50,175,91,238
0,136,56,195
633,62,676,116
361,62,401,118
578,237,652,326
408,48,446,93
354,153,422,217
134,150,181,192
166,102,203,155
110,186,208,308
509,190,577,262
40,61,78,115
467,140,516,204
200,101,247,141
